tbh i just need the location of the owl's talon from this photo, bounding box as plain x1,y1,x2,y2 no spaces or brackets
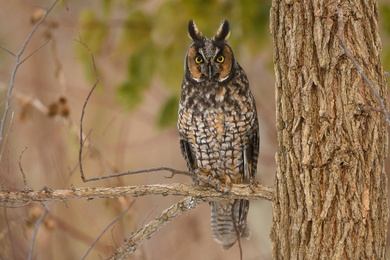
222,185,231,194
192,176,199,185
214,180,221,192
221,182,232,194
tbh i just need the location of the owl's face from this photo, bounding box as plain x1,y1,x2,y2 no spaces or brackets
185,20,235,83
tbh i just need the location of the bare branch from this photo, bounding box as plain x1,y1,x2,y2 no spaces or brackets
82,166,192,182
19,39,53,66
48,211,109,253
81,200,136,260
108,197,205,259
74,30,177,185
0,112,14,167
0,44,16,56
1,182,272,257
0,0,59,148
0,183,273,205
18,147,29,190
3,207,16,259
337,7,390,124
28,204,49,260
75,34,100,183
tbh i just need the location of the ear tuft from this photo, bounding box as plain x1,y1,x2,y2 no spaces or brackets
214,20,230,41
188,20,203,41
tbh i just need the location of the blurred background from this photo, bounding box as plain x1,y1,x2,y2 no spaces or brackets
0,1,389,259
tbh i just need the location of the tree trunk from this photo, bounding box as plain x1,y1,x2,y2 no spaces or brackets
270,1,388,259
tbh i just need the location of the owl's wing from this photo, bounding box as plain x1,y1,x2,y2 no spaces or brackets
244,118,259,183
180,138,197,172
233,118,258,243
250,120,260,178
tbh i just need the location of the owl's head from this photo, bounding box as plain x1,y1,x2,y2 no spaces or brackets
185,20,235,83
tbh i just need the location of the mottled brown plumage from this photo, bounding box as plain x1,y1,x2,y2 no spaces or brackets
178,20,259,250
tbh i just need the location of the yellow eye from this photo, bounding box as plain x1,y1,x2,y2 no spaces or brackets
195,56,203,64
216,55,225,63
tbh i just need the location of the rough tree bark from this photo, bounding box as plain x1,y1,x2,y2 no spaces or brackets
270,1,388,259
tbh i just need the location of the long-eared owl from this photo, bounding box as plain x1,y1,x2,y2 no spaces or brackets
178,20,259,250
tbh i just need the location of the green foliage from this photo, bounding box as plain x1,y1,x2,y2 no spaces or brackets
102,0,114,16
380,3,390,71
75,9,108,82
157,95,179,128
76,0,272,128
118,10,153,54
117,44,155,109
380,4,390,34
78,10,108,52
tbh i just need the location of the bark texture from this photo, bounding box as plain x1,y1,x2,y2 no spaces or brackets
270,1,388,259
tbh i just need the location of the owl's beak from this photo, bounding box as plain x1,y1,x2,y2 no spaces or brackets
208,65,213,79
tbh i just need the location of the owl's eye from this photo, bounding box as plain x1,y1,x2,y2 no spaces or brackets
195,56,203,64
216,55,225,63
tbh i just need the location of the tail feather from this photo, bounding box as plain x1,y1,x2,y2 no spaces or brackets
210,200,250,250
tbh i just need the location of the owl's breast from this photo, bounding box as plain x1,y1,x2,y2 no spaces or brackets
180,78,253,112
178,73,257,179
178,105,254,180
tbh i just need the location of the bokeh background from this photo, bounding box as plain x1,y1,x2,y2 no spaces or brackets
0,1,389,259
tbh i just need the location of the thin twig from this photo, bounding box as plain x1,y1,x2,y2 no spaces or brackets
19,39,53,66
48,212,109,253
18,147,29,190
75,33,99,182
0,112,14,167
28,204,49,260
4,207,16,260
337,7,390,124
0,201,31,208
82,166,192,182
0,44,16,56
73,11,191,186
0,183,274,204
108,197,205,259
339,41,390,123
81,200,136,260
0,0,59,148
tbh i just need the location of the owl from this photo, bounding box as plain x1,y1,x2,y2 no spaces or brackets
178,20,259,250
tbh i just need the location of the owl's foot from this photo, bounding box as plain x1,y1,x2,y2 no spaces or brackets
194,170,232,194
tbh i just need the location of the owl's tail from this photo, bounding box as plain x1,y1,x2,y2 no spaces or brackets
210,199,251,250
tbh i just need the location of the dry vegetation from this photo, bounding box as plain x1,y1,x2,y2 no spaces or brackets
1,1,390,259
0,1,277,259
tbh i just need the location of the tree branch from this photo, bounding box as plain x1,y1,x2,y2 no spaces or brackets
0,183,273,205
1,182,273,257
108,197,205,260
81,200,136,260
337,6,390,124
28,204,49,260
0,0,59,147
76,33,100,183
